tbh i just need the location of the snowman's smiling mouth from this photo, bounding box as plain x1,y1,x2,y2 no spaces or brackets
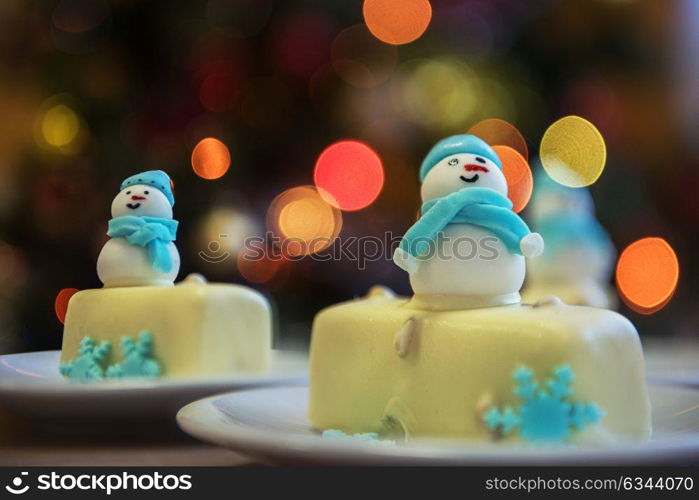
460,174,479,183
126,203,141,209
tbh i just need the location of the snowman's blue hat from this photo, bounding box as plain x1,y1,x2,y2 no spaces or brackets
120,170,175,207
419,134,502,182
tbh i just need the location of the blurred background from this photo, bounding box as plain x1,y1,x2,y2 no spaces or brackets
0,0,695,354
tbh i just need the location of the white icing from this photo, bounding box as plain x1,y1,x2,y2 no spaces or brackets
520,232,544,258
532,295,564,308
407,223,526,297
393,317,416,358
97,238,179,287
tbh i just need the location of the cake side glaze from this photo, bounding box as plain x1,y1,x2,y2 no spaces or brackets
308,295,650,443
61,278,271,378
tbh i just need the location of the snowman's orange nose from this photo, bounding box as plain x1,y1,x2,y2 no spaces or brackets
131,195,146,200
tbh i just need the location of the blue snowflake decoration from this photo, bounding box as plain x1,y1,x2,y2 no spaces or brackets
106,331,161,379
59,337,112,382
483,365,605,444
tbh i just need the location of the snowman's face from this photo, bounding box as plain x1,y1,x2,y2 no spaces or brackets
420,153,507,202
111,184,172,219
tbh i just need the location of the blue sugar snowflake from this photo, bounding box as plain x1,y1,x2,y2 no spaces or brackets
60,337,112,382
106,331,161,379
483,365,604,444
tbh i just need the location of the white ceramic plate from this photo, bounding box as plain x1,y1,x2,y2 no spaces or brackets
644,340,699,388
177,385,699,465
0,350,307,423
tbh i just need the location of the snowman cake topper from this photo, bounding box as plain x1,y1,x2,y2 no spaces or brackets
96,170,181,288
394,134,543,307
523,168,616,307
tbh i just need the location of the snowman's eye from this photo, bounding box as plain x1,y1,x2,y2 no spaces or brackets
144,190,149,195
126,191,131,195
475,157,486,164
448,158,459,166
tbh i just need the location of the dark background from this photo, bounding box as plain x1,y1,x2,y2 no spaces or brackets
0,0,696,353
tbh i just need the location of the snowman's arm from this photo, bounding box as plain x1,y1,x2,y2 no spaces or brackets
520,232,544,259
393,247,419,274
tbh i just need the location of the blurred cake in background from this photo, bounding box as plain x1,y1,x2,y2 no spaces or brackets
59,170,271,381
522,168,617,308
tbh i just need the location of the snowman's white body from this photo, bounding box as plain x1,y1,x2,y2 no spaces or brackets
395,151,542,304
97,238,179,288
97,183,180,288
409,223,525,297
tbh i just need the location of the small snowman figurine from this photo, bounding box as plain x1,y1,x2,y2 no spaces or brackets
393,134,543,308
97,170,180,287
523,168,616,308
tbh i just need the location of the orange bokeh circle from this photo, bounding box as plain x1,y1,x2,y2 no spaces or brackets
362,0,432,46
493,145,533,213
616,237,679,314
237,241,283,284
191,137,231,180
266,186,342,257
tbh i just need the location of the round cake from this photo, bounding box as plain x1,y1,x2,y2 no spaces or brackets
308,135,651,445
59,170,271,381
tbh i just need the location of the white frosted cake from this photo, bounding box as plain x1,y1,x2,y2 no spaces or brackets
308,135,651,445
59,170,271,381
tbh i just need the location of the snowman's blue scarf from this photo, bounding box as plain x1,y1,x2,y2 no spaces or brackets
398,187,531,258
107,216,179,273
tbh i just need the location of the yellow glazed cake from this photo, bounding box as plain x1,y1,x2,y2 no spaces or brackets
309,292,650,443
59,170,271,381
61,275,270,378
308,135,651,445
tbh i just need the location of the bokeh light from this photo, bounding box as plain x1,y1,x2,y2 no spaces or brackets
34,96,86,155
198,59,244,113
331,24,398,88
237,240,284,284
55,288,79,324
540,115,607,187
616,237,679,314
267,186,342,257
560,79,621,140
51,0,111,54
363,0,432,45
191,137,231,180
52,0,109,33
268,12,336,79
41,105,80,148
313,140,384,211
194,207,261,279
468,118,528,160
391,58,478,132
493,145,533,213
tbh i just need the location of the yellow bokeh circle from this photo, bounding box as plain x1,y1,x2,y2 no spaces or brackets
539,115,606,188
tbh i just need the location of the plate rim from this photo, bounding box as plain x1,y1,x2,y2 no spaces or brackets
0,350,308,396
176,385,699,466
